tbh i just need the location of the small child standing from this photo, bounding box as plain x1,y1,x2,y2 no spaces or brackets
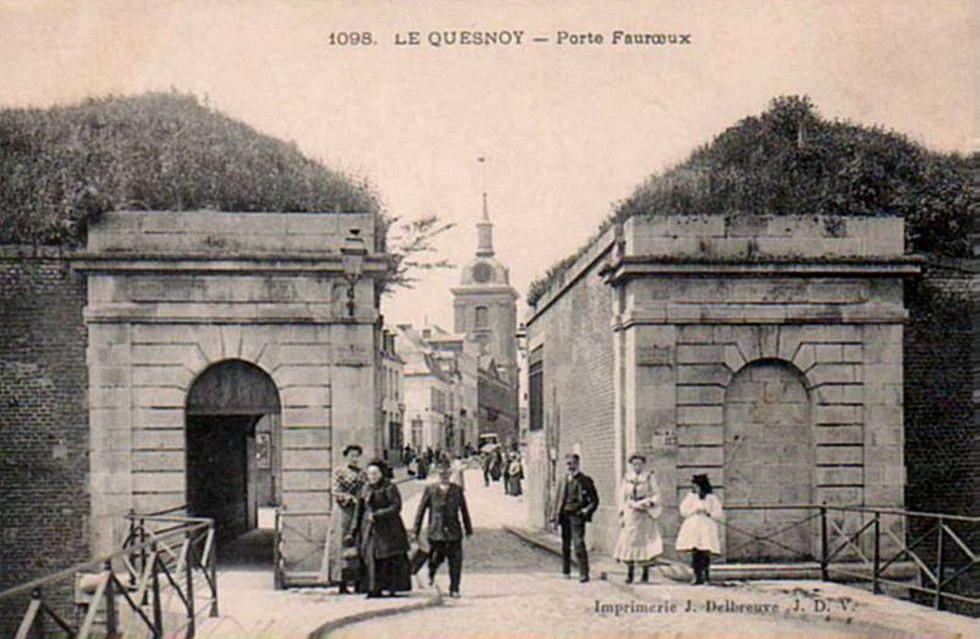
675,474,723,585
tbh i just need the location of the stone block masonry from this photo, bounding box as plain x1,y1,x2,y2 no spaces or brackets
75,211,388,566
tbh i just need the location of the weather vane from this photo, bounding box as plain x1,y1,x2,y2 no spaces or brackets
477,156,487,195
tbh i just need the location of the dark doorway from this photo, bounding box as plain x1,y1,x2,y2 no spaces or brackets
187,414,258,540
185,360,281,547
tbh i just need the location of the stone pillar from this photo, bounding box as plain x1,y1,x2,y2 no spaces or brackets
88,322,135,557
330,321,380,467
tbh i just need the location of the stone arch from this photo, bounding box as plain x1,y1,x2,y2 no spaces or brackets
725,353,817,393
185,359,282,540
186,358,281,415
723,357,815,561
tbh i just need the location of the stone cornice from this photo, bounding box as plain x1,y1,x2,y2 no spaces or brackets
82,303,380,324
450,285,519,299
70,253,391,277
613,302,909,330
603,255,923,284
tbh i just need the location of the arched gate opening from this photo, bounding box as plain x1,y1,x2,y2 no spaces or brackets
185,360,281,548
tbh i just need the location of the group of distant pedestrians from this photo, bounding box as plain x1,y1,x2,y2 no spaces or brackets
481,446,523,496
549,452,722,586
402,444,473,484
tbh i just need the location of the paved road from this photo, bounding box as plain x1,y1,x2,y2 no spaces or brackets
334,470,973,639
398,469,557,578
200,469,975,639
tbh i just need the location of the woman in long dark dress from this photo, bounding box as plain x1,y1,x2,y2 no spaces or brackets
346,460,412,598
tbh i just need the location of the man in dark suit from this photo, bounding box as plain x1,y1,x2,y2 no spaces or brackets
549,453,600,582
412,463,473,597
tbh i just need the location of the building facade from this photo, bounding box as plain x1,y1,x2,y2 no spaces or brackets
427,329,480,452
524,213,918,560
478,363,520,449
379,329,405,464
397,325,454,453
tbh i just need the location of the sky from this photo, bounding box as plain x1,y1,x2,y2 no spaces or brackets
0,0,975,329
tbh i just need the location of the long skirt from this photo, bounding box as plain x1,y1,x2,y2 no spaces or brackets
364,554,412,594
614,508,664,563
362,529,411,593
330,505,356,582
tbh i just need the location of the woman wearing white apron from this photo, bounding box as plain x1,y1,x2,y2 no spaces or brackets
613,453,663,584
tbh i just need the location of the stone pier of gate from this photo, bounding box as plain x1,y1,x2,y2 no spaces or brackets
525,213,921,561
73,210,388,565
606,214,920,558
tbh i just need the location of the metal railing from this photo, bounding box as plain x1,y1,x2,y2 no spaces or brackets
718,504,980,614
0,508,218,638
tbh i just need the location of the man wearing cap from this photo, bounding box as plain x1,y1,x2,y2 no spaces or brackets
411,463,473,597
549,453,600,582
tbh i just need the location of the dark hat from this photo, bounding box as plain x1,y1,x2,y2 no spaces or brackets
342,444,364,457
692,474,713,494
366,458,393,479
628,452,646,463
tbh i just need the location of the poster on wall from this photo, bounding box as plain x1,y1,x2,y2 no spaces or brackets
0,1,976,637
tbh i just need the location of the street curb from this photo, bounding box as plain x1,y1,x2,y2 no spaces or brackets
307,589,444,639
502,524,614,581
502,525,693,583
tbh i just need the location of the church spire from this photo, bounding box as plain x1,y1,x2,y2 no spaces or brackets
477,191,494,257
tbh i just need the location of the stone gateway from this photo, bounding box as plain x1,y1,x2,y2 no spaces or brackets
73,209,390,580
524,213,919,559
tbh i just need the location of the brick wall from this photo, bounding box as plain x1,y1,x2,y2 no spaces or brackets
0,248,89,621
529,239,619,551
903,260,979,613
904,262,978,516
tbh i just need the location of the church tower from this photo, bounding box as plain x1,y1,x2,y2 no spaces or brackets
452,193,518,385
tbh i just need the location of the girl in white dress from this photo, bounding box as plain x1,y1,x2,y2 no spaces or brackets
613,453,663,583
675,474,723,585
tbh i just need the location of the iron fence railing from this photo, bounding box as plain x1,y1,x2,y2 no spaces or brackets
718,504,980,614
0,508,218,638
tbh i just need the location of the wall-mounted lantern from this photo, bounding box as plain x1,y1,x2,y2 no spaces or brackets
340,228,368,317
